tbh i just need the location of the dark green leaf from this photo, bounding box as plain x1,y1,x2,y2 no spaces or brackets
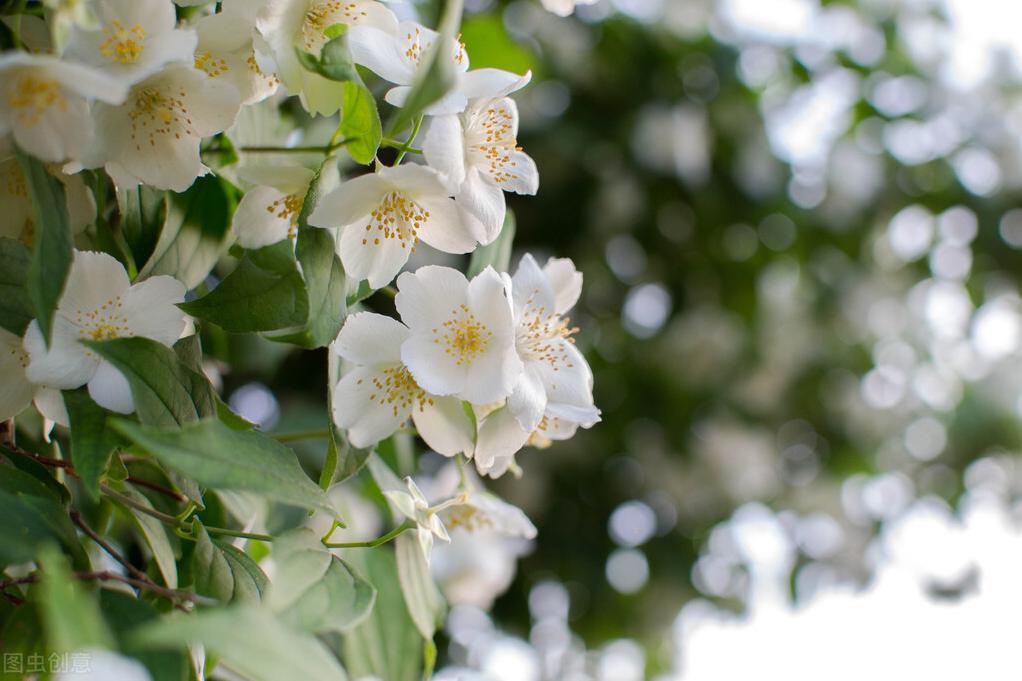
179,241,309,333
0,469,86,569
16,151,73,345
86,336,217,428
111,418,340,520
63,388,123,501
141,175,235,289
190,524,267,604
0,446,68,503
118,185,168,271
0,237,33,335
343,547,422,681
114,485,179,589
467,210,516,277
100,591,189,681
269,528,375,634
37,545,114,653
345,279,375,307
132,605,349,681
341,81,382,164
321,426,371,489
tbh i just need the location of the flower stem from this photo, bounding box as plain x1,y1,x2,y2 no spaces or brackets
271,428,332,443
393,115,425,165
322,520,415,549
381,138,423,155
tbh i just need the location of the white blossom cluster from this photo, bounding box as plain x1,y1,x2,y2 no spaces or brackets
0,0,598,579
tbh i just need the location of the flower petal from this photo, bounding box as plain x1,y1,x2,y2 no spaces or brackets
332,365,408,447
544,257,583,314
511,253,556,319
232,185,295,249
507,363,547,434
347,25,416,85
474,406,529,478
23,318,97,390
332,312,408,367
338,214,413,289
0,329,32,420
459,68,532,99
535,338,594,409
422,114,466,189
416,194,479,254
87,359,135,414
60,251,131,318
412,395,475,457
308,173,388,229
395,265,469,333
122,276,187,346
400,333,467,397
456,169,506,245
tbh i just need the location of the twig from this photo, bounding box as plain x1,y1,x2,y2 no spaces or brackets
126,476,188,503
70,510,150,583
270,428,331,443
0,571,210,609
322,520,414,549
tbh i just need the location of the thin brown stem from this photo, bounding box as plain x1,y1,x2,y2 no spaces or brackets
70,510,150,583
0,571,209,609
125,476,188,503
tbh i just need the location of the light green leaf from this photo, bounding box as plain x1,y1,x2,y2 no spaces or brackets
133,605,349,681
269,528,376,634
341,81,382,164
180,241,310,333
63,388,123,501
111,418,340,520
395,532,446,639
296,32,359,83
467,210,516,277
343,547,422,681
384,0,464,137
190,524,267,604
114,485,179,589
37,545,115,653
273,162,347,348
321,427,372,489
0,237,33,335
86,336,217,428
141,175,235,289
16,151,73,345
100,591,189,681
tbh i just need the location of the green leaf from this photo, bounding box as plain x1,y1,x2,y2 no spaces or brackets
190,524,268,604
342,547,421,681
118,185,168,271
0,602,46,668
269,528,376,634
63,388,123,501
0,237,33,335
100,591,189,681
273,162,347,348
321,426,371,489
86,336,217,428
0,446,69,503
345,279,375,307
111,418,340,520
0,470,87,569
132,605,349,681
296,32,359,83
114,485,179,589
467,210,516,277
37,545,115,653
384,0,465,137
179,241,309,333
16,151,73,345
341,81,382,164
395,532,446,639
141,175,235,289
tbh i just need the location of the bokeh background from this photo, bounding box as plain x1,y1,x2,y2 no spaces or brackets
223,0,1022,678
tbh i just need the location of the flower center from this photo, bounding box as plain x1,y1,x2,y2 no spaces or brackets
76,298,130,342
517,296,578,368
8,75,65,126
527,415,557,449
361,191,427,251
100,20,146,65
129,85,194,148
469,104,522,186
434,304,493,366
247,51,280,86
302,2,369,50
361,365,433,418
445,505,493,532
195,51,229,78
267,193,305,239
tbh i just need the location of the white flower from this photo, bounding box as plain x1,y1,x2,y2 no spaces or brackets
348,20,532,116
23,250,187,414
0,328,33,421
256,0,398,115
0,52,128,163
231,165,315,248
308,164,481,289
539,0,599,17
424,96,538,244
436,466,537,540
384,476,452,562
195,0,280,106
89,64,240,191
507,254,597,434
396,265,523,405
331,311,475,456
0,156,95,242
55,649,152,681
64,0,197,86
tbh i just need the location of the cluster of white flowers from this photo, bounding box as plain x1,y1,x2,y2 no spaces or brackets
1,0,596,581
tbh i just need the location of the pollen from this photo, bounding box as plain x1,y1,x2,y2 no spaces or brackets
100,20,146,65
195,51,230,78
517,290,578,375
302,1,370,50
8,75,66,126
76,298,130,343
468,102,521,186
266,193,305,239
367,365,433,418
446,505,493,532
433,304,493,366
360,191,428,252
129,85,194,150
